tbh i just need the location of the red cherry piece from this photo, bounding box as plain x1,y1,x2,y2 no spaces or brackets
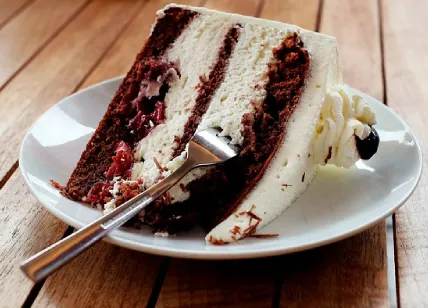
86,182,113,204
105,141,133,179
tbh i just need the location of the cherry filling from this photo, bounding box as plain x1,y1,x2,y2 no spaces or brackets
121,58,177,140
85,58,178,206
105,141,133,179
86,182,113,204
127,101,166,139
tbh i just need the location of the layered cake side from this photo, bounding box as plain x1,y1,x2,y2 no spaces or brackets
63,4,380,244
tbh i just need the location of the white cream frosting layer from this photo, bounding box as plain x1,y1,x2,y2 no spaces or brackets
160,20,293,204
131,14,234,187
313,84,377,168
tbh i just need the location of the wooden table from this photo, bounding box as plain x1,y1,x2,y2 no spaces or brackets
0,0,426,307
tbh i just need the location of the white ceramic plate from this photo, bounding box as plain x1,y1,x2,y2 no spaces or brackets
20,77,423,259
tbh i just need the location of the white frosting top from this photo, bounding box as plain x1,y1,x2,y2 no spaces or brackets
312,85,376,168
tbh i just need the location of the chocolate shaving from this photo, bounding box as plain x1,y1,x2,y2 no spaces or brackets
231,235,240,244
208,235,226,245
231,225,242,235
325,146,332,164
243,220,261,236
153,157,167,172
179,183,188,193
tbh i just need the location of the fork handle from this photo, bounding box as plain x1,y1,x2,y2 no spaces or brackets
21,159,195,282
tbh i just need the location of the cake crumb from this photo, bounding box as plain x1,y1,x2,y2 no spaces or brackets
154,231,170,237
50,179,65,190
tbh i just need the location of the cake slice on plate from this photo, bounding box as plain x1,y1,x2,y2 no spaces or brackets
63,4,379,244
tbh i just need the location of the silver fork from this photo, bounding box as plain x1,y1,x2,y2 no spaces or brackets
21,127,239,282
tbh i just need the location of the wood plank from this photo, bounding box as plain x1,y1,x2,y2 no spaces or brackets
0,0,88,89
157,258,278,308
279,225,388,307
272,0,388,306
33,243,164,307
321,0,383,100
382,0,428,306
260,0,320,30
81,0,205,89
204,0,261,16
0,0,144,184
155,1,317,307
0,171,68,307
0,0,31,27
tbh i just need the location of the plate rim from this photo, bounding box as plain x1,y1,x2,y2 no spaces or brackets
19,77,424,259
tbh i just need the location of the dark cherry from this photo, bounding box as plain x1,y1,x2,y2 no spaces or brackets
105,141,133,179
127,101,166,139
86,182,113,204
355,126,380,160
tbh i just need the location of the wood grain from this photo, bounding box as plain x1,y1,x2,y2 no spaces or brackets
274,1,388,306
204,0,261,16
382,0,428,306
279,225,388,307
157,258,278,308
0,172,68,307
33,243,164,307
0,0,31,27
81,0,206,89
321,0,383,100
0,0,88,89
0,0,144,185
260,0,320,30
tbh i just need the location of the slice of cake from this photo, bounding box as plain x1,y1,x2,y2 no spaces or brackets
63,4,379,244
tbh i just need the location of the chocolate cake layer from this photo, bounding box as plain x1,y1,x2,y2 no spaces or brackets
144,34,310,233
65,8,197,200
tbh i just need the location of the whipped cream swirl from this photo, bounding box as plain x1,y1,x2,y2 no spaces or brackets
313,85,377,168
